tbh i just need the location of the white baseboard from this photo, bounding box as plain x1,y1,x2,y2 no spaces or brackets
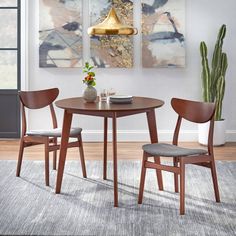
225,130,236,142
82,130,236,142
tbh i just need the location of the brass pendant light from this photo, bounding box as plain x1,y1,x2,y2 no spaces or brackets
88,7,138,36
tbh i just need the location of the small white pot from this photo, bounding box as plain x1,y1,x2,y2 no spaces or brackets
198,120,226,146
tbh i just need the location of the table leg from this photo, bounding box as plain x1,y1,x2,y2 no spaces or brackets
112,112,118,207
55,110,72,194
103,117,108,180
146,109,164,191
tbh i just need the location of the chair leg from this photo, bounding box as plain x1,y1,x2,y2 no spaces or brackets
45,140,50,186
138,152,148,204
53,138,57,170
154,156,164,191
210,159,220,202
53,150,57,170
78,135,87,178
173,157,179,193
180,159,185,215
16,139,25,177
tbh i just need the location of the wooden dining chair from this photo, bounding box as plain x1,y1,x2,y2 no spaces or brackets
138,98,220,215
16,88,87,186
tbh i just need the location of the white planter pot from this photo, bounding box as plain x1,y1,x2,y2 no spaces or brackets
198,120,226,146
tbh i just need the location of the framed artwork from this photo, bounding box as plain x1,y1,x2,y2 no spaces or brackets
39,0,83,68
142,0,185,68
89,0,134,68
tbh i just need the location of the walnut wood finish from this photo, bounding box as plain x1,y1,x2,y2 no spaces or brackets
138,98,220,215
19,88,59,110
17,88,87,186
112,112,118,207
103,117,108,180
138,152,148,204
56,97,163,113
55,96,164,207
171,98,215,124
56,110,73,193
146,110,163,191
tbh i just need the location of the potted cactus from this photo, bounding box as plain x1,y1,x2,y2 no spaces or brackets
198,24,228,145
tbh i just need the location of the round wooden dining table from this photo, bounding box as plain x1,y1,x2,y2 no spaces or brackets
55,96,164,207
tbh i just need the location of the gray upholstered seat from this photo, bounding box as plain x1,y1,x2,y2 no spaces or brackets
26,127,82,138
142,143,207,157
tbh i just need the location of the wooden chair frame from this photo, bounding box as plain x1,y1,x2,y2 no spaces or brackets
138,98,220,215
16,88,87,186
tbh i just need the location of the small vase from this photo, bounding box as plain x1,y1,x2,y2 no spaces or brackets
83,85,97,103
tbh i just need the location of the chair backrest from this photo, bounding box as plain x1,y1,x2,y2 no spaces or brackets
171,98,215,123
18,88,59,136
171,98,215,152
19,88,59,109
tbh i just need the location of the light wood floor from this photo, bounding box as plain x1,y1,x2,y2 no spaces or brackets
0,140,236,161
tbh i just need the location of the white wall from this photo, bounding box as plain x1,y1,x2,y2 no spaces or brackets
25,0,236,142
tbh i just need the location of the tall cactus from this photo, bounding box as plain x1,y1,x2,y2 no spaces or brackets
200,24,228,120
200,42,211,102
215,52,227,120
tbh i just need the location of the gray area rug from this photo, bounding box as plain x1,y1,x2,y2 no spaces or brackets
0,160,235,236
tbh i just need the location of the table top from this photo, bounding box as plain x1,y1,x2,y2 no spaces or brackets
55,96,164,112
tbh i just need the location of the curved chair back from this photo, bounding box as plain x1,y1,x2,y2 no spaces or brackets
171,98,215,151
19,88,59,109
171,98,215,123
18,88,59,135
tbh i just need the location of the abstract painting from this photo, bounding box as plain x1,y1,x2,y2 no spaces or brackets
142,0,185,67
89,0,134,68
39,0,83,68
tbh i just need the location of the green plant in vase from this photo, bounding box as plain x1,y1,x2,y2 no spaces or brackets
200,24,228,120
82,62,97,102
83,62,96,87
199,24,228,145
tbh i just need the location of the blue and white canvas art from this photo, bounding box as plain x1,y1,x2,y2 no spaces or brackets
142,0,185,67
39,0,83,68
